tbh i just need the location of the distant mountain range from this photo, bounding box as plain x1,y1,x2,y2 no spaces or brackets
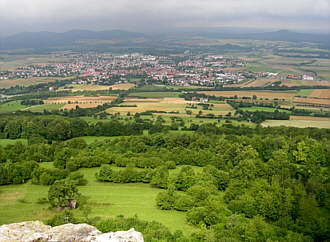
196,30,330,44
0,29,329,50
0,29,146,50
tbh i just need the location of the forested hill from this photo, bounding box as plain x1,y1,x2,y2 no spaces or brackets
0,121,329,241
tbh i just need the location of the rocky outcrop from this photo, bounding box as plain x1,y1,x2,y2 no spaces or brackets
0,221,144,242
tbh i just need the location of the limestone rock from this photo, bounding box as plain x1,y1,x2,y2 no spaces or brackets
0,221,144,242
95,228,144,242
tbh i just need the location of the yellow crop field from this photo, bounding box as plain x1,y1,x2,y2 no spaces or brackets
44,96,116,105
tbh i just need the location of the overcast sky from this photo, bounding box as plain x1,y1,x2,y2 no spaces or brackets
0,0,329,36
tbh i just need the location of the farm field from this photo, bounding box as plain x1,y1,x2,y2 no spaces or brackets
198,91,297,99
107,97,233,115
262,119,330,129
242,78,274,87
0,166,197,235
59,84,111,92
163,85,211,90
294,97,330,106
44,96,117,105
59,83,135,92
290,115,330,122
107,97,195,114
0,54,71,71
280,79,330,87
128,92,179,98
308,89,330,99
62,103,101,109
110,83,135,90
0,77,74,89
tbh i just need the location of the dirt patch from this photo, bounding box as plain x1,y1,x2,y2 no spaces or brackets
110,83,135,90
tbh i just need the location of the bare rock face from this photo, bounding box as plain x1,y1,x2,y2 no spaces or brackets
0,221,144,242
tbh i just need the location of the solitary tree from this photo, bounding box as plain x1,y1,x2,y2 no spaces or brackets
48,180,80,208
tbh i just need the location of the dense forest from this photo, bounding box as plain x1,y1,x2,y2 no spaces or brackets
0,120,329,241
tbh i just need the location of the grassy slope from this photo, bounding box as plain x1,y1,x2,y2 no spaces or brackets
295,89,313,97
0,101,27,113
24,104,64,112
0,139,28,146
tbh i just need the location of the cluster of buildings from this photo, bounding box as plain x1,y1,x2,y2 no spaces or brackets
0,52,316,87
287,74,314,81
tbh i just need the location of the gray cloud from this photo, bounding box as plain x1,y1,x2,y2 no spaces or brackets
0,0,329,35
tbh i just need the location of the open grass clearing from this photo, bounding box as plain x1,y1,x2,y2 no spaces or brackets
68,136,118,144
0,139,28,146
0,166,198,235
295,89,313,97
23,104,64,112
0,100,27,113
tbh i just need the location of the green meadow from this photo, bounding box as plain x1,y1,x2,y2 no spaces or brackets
0,100,27,113
239,106,291,113
0,139,28,146
24,104,64,112
0,165,199,235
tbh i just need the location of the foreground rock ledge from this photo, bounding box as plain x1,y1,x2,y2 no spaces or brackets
0,221,144,242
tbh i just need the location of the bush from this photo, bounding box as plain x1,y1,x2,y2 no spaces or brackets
97,215,186,241
174,194,194,211
156,190,175,210
47,210,77,226
67,172,88,186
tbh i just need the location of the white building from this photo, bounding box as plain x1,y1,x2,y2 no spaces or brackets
303,75,314,81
